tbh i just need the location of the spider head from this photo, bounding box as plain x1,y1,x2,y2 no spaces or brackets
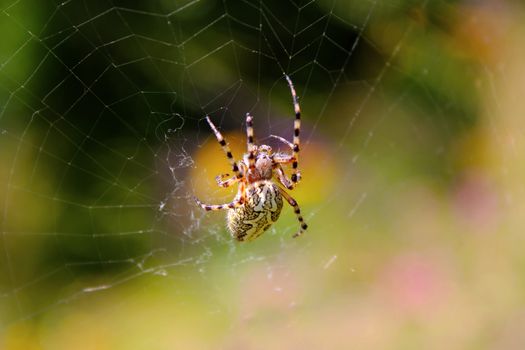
245,144,274,181
258,145,272,154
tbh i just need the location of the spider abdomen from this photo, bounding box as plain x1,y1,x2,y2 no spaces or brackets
227,181,283,241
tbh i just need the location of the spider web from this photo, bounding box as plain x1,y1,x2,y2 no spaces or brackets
1,0,521,347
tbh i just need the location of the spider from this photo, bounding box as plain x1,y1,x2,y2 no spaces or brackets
194,75,307,241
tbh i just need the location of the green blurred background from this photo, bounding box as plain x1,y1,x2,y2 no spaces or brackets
1,0,525,349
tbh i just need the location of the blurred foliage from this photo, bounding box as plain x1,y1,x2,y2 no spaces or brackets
1,0,525,348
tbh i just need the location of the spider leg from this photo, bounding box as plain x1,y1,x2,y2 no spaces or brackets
272,152,295,163
269,134,293,149
272,152,301,186
205,116,243,179
215,173,238,188
246,113,256,171
285,75,301,186
194,195,244,211
278,187,307,238
274,164,293,190
195,182,246,211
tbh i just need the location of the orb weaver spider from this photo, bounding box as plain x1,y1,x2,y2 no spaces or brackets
195,75,307,241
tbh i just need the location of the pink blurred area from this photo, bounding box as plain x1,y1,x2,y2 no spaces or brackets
2,1,525,349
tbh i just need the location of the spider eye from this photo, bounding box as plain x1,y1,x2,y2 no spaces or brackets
259,145,272,154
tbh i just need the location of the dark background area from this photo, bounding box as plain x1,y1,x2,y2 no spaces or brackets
1,0,524,348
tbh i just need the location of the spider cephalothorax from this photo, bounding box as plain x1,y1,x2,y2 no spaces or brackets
245,145,273,182
195,75,307,241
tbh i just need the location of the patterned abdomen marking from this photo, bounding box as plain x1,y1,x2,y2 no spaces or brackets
227,181,283,241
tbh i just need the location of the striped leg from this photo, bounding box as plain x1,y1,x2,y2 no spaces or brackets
272,152,295,164
285,75,301,185
270,134,301,186
279,187,307,238
215,173,238,188
246,113,256,171
274,164,293,190
205,116,243,179
194,196,244,211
